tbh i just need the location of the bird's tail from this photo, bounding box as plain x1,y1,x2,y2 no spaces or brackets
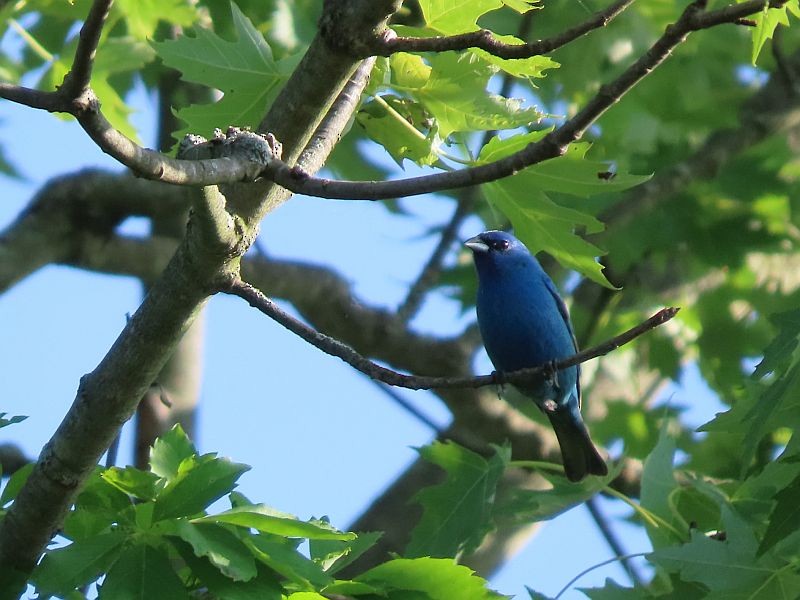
546,410,607,482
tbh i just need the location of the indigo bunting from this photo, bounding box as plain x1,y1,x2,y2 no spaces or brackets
466,230,607,482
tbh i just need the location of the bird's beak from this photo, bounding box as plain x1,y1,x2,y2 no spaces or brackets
464,235,489,253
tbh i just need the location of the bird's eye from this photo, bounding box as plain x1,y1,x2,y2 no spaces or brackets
492,239,510,251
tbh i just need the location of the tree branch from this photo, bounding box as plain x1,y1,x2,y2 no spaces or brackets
259,0,788,201
222,276,678,390
374,0,636,58
0,0,396,585
59,0,112,96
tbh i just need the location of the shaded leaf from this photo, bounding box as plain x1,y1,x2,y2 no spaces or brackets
248,535,332,589
757,474,800,556
99,543,190,599
33,529,127,597
309,531,383,574
170,520,257,581
407,442,509,558
153,455,250,520
0,413,26,429
640,426,687,548
174,540,283,600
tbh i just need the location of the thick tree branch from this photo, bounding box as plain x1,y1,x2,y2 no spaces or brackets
374,0,636,58
223,277,678,390
0,0,395,586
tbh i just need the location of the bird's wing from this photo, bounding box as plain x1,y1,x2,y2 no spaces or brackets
541,274,582,408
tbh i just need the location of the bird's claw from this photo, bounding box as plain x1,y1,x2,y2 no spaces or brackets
542,399,558,413
544,360,560,391
491,370,506,398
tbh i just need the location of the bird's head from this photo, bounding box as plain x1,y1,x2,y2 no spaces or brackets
465,230,539,276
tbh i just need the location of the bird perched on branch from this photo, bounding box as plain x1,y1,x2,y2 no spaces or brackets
465,230,607,482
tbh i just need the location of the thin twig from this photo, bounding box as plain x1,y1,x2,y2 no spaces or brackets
554,552,650,599
223,277,679,391
375,0,635,59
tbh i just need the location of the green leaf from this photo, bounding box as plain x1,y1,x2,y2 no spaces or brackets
33,529,128,597
753,309,800,378
152,455,250,521
174,541,283,600
406,442,509,558
419,0,504,34
475,41,559,78
484,177,611,287
356,557,499,600
309,531,383,574
169,520,257,581
99,543,190,599
392,26,557,79
150,424,197,481
101,466,159,501
502,0,539,13
582,579,650,599
322,580,384,596
356,96,439,166
0,413,27,429
115,0,198,40
640,426,687,548
649,505,784,595
195,505,355,540
750,3,791,65
480,136,652,197
415,53,542,139
248,535,333,589
757,474,800,556
476,133,647,288
152,1,300,143
71,468,135,530
494,463,618,524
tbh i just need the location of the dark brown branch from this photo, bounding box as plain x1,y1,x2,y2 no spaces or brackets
374,0,635,59
259,0,788,201
223,277,678,390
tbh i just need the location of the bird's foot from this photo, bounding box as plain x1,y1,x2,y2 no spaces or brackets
491,371,506,398
542,399,558,414
544,360,560,391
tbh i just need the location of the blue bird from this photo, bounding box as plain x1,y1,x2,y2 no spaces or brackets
465,230,607,482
